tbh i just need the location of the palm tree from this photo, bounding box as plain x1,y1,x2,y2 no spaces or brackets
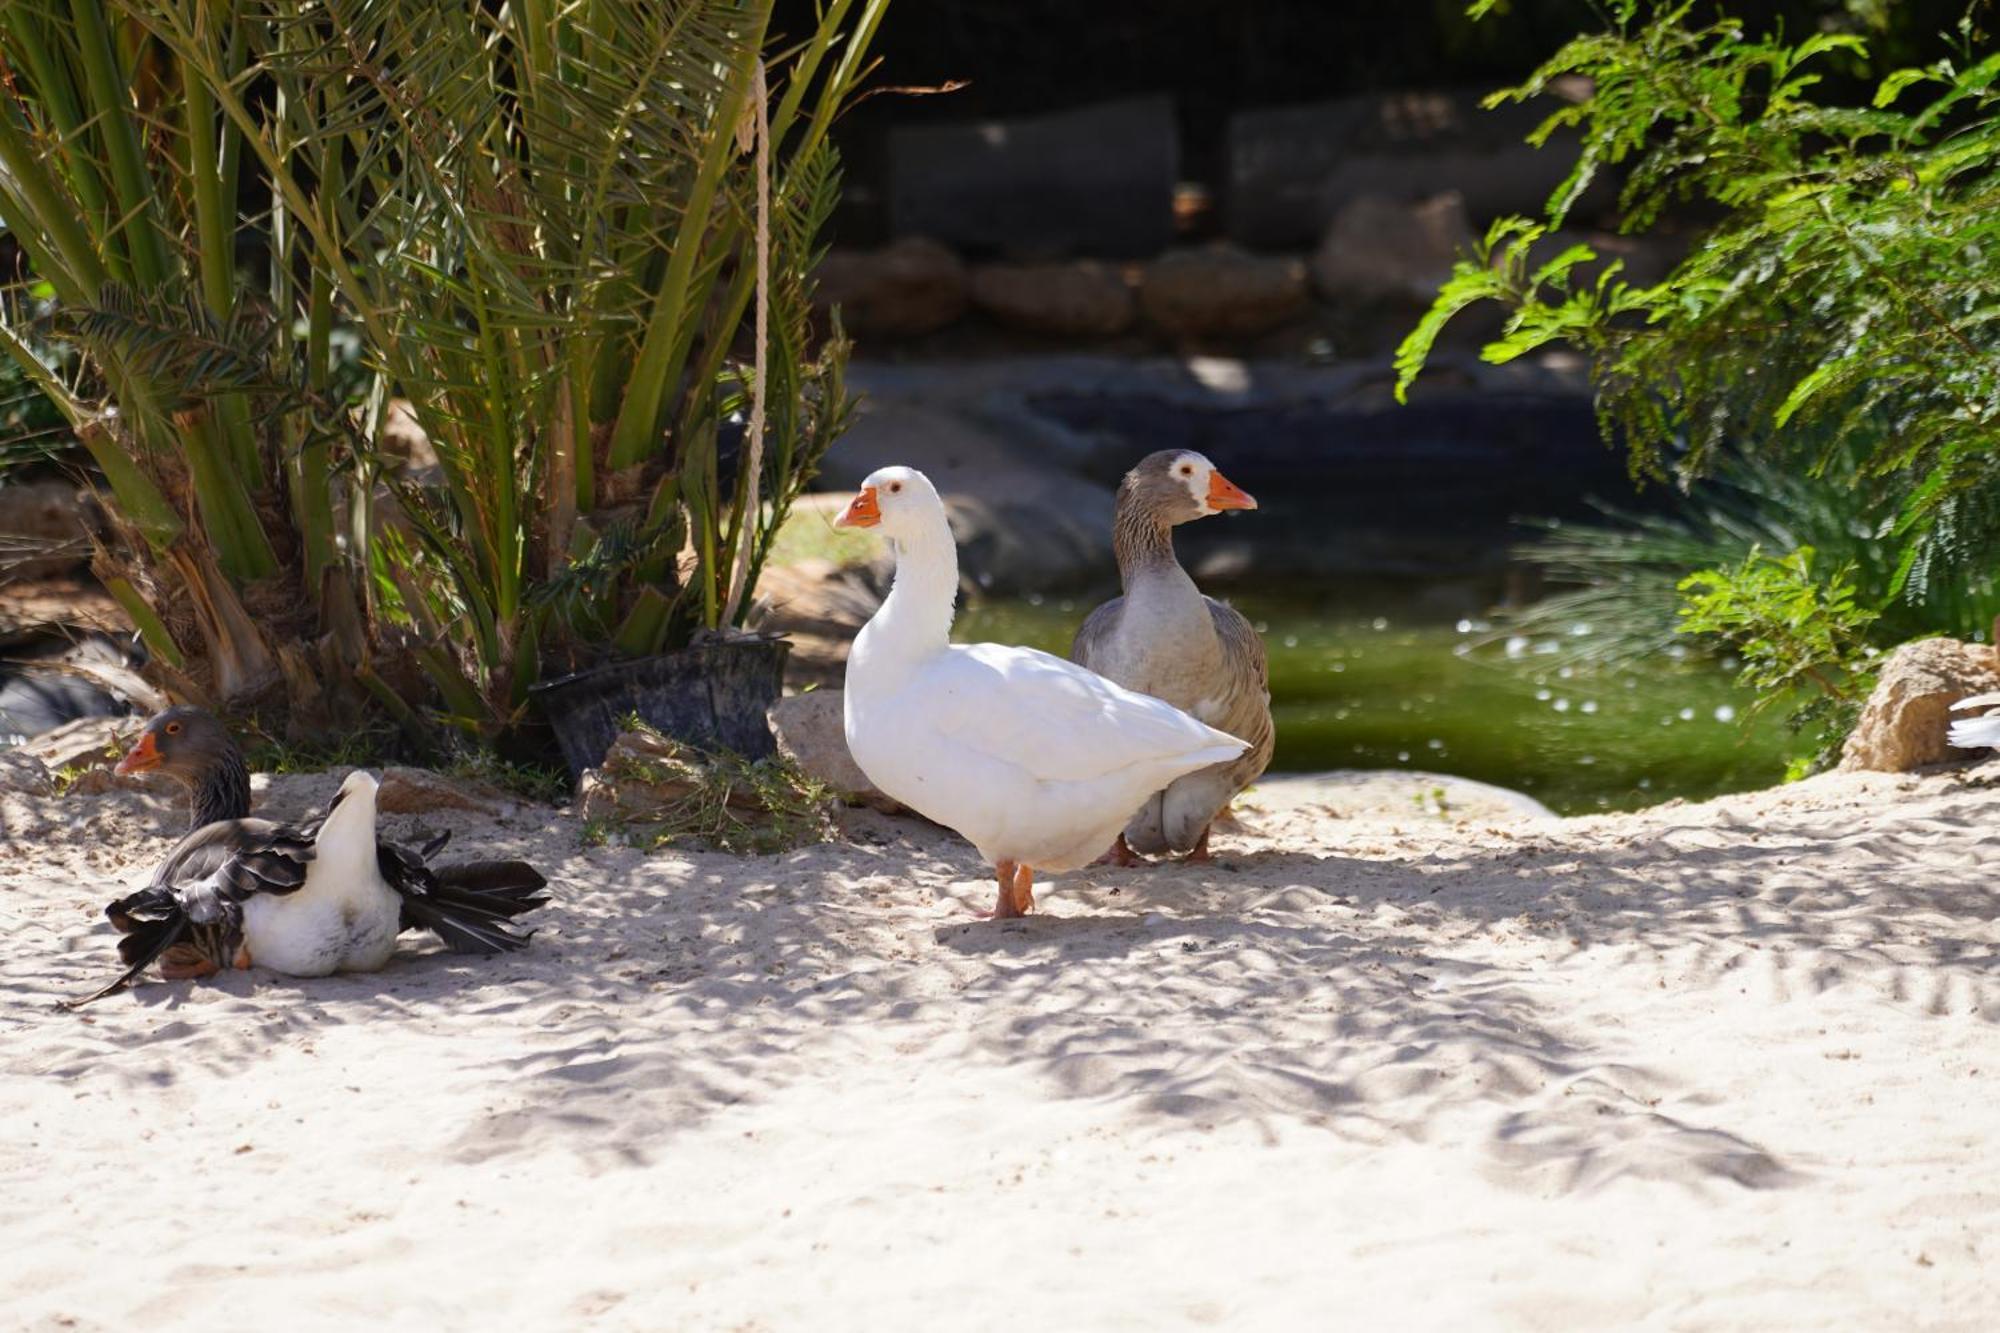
1,0,886,737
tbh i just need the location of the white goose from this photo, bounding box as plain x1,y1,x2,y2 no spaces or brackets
834,466,1250,917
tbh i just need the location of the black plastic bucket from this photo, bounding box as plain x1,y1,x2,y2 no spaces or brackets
530,637,791,783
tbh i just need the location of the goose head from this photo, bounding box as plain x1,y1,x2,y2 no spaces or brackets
1121,450,1256,525
833,466,946,541
115,705,236,782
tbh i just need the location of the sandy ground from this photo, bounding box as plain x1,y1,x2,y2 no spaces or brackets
4,761,1999,1331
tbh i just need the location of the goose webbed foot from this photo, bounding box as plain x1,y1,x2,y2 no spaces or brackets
976,860,1036,918
159,945,219,981
1091,835,1144,868
1180,827,1214,864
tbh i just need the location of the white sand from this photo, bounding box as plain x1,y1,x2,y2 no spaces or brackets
4,763,1999,1330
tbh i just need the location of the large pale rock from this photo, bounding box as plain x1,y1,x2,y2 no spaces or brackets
1841,638,2000,772
377,766,508,816
969,261,1135,338
815,400,1114,595
812,238,968,338
750,556,882,687
1138,246,1309,340
889,96,1176,259
1311,192,1475,304
769,690,902,814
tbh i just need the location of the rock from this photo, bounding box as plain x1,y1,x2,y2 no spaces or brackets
579,730,721,823
814,399,1115,596
812,238,968,338
19,714,133,774
0,668,125,745
0,749,52,795
968,261,1136,338
577,730,830,853
889,96,1177,259
0,479,101,580
1138,246,1310,340
1227,88,1611,249
1841,638,2000,772
769,690,902,814
1311,192,1476,305
750,556,883,687
377,766,509,816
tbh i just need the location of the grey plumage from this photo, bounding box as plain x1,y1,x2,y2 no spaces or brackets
73,818,317,1007
1072,450,1274,856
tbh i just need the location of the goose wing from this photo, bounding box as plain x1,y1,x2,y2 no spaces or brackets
371,827,550,955
153,818,315,901
76,819,315,1007
1204,597,1276,772
925,641,1247,784
1069,595,1125,672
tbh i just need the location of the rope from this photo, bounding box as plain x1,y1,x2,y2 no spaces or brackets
720,59,769,633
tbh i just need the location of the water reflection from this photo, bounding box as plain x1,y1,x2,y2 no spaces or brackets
956,585,1790,815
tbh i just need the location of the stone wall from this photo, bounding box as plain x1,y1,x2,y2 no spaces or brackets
815,92,1680,359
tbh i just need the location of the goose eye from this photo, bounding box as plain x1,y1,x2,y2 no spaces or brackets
888,481,903,494
165,722,182,735
1178,465,1193,476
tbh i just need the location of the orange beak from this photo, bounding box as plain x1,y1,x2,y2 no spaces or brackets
115,731,161,776
834,485,882,529
1206,469,1257,511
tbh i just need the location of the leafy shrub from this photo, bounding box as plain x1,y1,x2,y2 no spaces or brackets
1398,0,2000,594
1404,0,2000,772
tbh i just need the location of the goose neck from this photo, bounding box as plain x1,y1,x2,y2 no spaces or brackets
318,784,380,863
1114,506,1186,594
872,521,959,657
189,746,251,830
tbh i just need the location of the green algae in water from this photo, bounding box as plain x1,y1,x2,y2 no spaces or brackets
954,591,1792,816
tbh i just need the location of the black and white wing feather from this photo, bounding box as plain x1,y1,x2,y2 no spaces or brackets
72,819,315,1007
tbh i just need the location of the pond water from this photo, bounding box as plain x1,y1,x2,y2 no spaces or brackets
955,585,1794,816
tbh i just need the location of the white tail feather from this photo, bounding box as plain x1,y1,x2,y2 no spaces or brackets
1946,715,2000,750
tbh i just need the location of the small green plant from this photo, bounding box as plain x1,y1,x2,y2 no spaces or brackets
1676,545,1882,768
591,718,833,855
243,721,403,777
1678,546,1881,704
445,756,570,807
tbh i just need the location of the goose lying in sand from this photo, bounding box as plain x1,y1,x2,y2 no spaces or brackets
833,466,1249,918
74,715,550,1004
1072,450,1274,864
113,708,549,948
